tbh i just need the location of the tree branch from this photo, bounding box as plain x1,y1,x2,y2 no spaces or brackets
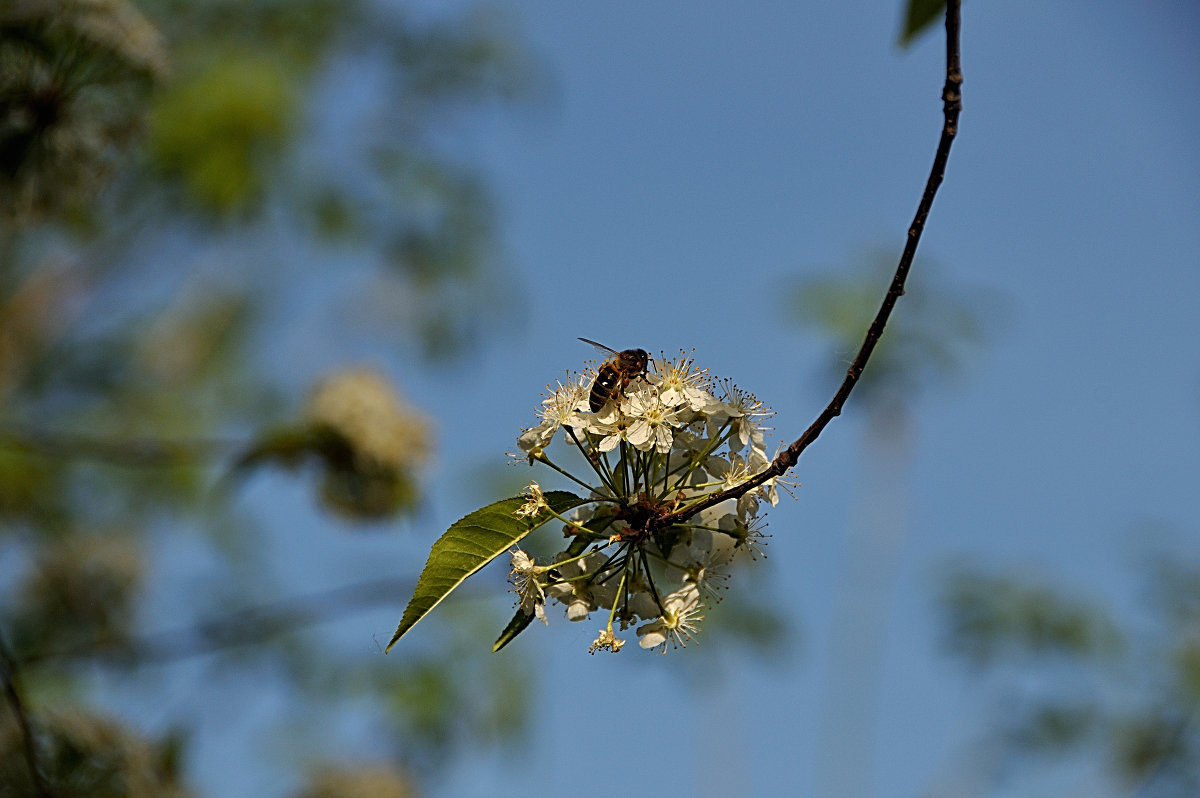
0,629,52,798
661,0,963,527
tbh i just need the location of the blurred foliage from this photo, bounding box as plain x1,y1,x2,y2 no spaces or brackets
942,568,1122,666
8,535,143,661
940,557,1200,796
149,50,296,212
292,766,416,798
0,707,191,798
0,0,539,795
0,0,167,223
780,251,996,413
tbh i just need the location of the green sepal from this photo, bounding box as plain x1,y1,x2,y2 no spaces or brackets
385,490,586,652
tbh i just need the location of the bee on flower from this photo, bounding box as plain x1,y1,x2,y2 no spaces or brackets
504,347,790,653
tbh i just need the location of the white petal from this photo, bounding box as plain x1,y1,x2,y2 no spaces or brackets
626,420,653,449
637,620,668,649
567,598,591,621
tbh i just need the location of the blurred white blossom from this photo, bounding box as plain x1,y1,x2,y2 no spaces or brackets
306,368,432,473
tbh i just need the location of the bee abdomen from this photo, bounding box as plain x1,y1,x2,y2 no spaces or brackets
589,366,621,412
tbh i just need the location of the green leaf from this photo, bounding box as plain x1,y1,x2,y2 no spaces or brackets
491,518,599,652
386,490,586,651
899,0,946,48
492,607,536,653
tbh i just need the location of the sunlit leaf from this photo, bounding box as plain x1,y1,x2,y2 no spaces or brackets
386,490,585,651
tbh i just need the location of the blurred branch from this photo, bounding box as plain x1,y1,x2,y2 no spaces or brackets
0,629,50,798
663,0,963,526
18,575,417,668
0,424,238,466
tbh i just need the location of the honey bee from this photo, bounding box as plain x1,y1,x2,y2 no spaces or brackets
578,338,649,412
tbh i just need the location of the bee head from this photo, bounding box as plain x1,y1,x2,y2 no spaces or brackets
618,349,649,374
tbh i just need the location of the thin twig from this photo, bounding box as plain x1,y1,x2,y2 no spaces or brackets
0,629,52,798
660,0,963,528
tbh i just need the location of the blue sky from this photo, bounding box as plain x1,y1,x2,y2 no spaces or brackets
434,3,1196,796
176,2,1200,796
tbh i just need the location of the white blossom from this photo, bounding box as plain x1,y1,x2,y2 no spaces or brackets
538,376,591,431
625,387,681,454
515,421,555,462
592,416,632,453
651,354,714,412
508,549,547,624
636,586,704,652
514,482,548,519
507,349,787,652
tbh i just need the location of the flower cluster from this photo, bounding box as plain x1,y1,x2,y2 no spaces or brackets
509,350,783,653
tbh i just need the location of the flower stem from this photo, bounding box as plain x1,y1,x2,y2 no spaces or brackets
533,452,597,495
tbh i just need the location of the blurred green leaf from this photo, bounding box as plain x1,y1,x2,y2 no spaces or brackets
900,0,946,48
1111,712,1188,782
942,568,1121,666
149,51,296,212
387,491,586,651
308,189,361,241
0,447,66,527
1175,638,1200,703
231,424,345,475
1012,703,1098,750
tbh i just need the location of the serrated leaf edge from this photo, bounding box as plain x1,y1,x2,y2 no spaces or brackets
385,490,584,652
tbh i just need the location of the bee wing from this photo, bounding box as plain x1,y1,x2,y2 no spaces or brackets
577,337,618,356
